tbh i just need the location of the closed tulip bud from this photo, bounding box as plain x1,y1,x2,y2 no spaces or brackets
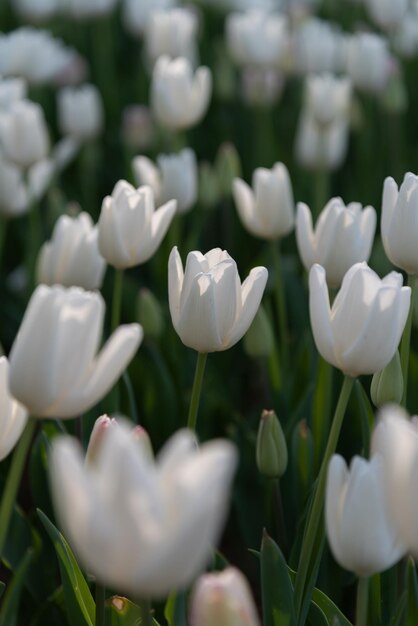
58,84,104,140
169,246,268,353
144,8,199,68
233,162,294,240
370,350,403,407
215,143,242,198
133,149,197,214
309,262,410,377
0,357,28,461
296,198,376,288
326,454,405,576
151,56,212,130
256,410,288,478
98,181,176,269
190,567,260,626
9,285,143,418
346,33,391,93
381,172,418,275
243,304,274,358
50,425,237,597
36,212,106,290
137,288,164,340
0,99,49,168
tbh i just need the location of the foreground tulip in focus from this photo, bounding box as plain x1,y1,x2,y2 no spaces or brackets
0,357,27,461
309,262,410,376
169,246,268,353
9,285,142,418
50,423,237,597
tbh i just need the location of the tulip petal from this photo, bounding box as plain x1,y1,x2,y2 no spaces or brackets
309,264,337,367
168,246,184,329
381,177,398,254
232,178,256,235
325,455,348,569
296,202,316,272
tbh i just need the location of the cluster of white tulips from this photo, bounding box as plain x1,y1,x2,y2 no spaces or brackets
1,0,418,625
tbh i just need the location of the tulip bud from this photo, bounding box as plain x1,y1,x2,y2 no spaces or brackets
137,288,164,340
243,304,274,358
189,566,260,626
215,143,241,198
256,410,288,479
85,415,116,465
370,351,403,407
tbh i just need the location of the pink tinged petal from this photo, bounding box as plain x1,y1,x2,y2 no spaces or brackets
381,176,399,254
309,264,337,368
325,455,349,569
233,178,256,235
225,266,268,350
296,202,316,272
168,246,184,330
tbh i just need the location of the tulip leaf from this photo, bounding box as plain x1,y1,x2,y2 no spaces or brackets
309,587,353,626
37,509,95,626
0,548,34,626
0,581,4,597
105,596,160,625
260,530,297,626
406,558,418,626
164,591,187,626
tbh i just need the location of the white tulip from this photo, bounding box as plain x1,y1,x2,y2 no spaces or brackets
0,156,28,217
0,357,28,461
37,212,106,290
309,262,410,376
144,9,199,68
0,100,49,168
98,181,176,269
372,405,418,557
296,198,376,288
346,33,391,93
367,0,408,30
58,84,104,140
295,112,349,171
63,0,119,18
233,163,294,240
0,77,27,110
133,148,197,214
151,56,212,130
326,454,405,576
190,567,260,626
122,0,177,36
169,246,268,353
15,0,60,21
381,172,418,275
293,19,344,75
241,67,284,107
304,73,352,128
49,424,237,596
9,285,142,418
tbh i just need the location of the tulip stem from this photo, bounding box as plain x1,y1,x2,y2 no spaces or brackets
111,269,124,331
0,418,36,559
400,273,415,406
140,599,152,626
95,583,106,626
187,352,208,432
270,242,289,375
294,375,355,625
355,577,369,626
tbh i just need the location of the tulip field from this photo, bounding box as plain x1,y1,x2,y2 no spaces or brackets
2,0,418,625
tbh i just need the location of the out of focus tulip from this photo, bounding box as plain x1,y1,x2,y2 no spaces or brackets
137,288,164,340
151,56,212,130
0,156,28,217
144,8,199,67
309,262,410,377
370,351,403,407
304,73,352,128
325,454,405,575
58,84,104,140
122,0,176,37
9,285,142,418
98,181,176,269
50,425,237,596
190,566,260,626
0,357,28,461
233,162,294,240
0,100,49,168
169,246,268,353
367,0,408,30
243,304,274,358
295,112,349,171
0,77,27,110
36,212,106,290
346,33,391,93
256,410,288,479
296,198,376,288
293,18,344,75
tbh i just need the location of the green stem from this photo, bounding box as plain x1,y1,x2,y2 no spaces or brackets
95,583,106,626
187,352,208,432
314,163,329,218
25,196,41,296
294,375,355,623
270,241,289,374
0,419,36,559
0,217,8,270
111,269,124,331
400,273,415,407
140,599,152,626
273,479,288,554
355,577,369,626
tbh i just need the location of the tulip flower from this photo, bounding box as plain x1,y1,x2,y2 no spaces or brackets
58,84,104,140
9,285,142,418
49,424,237,597
0,156,28,217
98,181,176,269
190,567,260,626
0,357,28,461
372,405,418,557
293,18,344,75
295,112,349,171
309,262,410,377
0,99,49,168
144,8,199,68
381,172,418,275
0,77,26,110
325,454,405,576
232,162,294,240
168,246,268,353
133,149,197,214
122,0,176,36
151,56,212,130
346,32,391,93
37,212,106,290
367,0,408,30
304,73,352,128
296,198,376,288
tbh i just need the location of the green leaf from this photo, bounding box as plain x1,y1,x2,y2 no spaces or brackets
0,581,5,598
164,591,187,626
406,557,418,626
0,548,34,626
310,587,353,626
105,596,161,625
260,530,296,626
37,509,95,626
